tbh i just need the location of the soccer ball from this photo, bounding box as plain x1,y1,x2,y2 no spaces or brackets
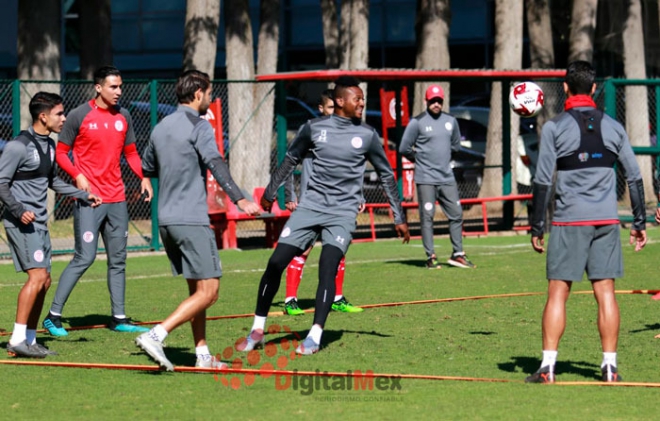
509,82,544,117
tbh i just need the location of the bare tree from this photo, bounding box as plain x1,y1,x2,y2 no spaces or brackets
183,0,221,78
481,0,523,202
79,0,113,80
525,0,557,123
568,0,598,63
225,0,280,191
622,0,654,201
320,0,340,68
338,0,370,109
413,0,451,116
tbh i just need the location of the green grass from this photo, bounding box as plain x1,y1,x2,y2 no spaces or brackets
1,228,660,420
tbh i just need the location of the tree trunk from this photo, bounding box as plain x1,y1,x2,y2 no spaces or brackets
225,0,256,192
525,0,557,124
253,0,280,190
622,0,654,202
413,0,451,116
79,0,113,80
320,0,340,68
481,0,522,205
183,0,221,78
338,0,369,110
568,0,598,63
17,0,61,224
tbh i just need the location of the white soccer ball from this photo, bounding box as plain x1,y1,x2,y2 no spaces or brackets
509,81,544,117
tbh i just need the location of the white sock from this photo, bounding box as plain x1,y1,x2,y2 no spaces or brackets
308,324,323,344
285,297,296,303
334,295,343,302
49,311,61,317
113,314,127,320
10,323,27,345
540,350,557,368
602,352,617,368
26,329,37,346
149,324,169,342
251,316,266,332
196,345,211,359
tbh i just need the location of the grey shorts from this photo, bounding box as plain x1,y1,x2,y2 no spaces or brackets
159,225,222,279
278,208,356,254
546,224,623,282
5,225,51,273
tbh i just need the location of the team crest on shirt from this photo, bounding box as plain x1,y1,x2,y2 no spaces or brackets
115,120,124,131
578,152,589,162
445,122,453,131
351,137,363,148
281,227,291,238
83,231,94,243
33,250,44,263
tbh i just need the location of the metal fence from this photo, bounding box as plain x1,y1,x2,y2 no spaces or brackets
0,77,658,258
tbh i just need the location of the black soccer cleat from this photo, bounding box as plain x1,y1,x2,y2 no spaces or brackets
525,365,555,384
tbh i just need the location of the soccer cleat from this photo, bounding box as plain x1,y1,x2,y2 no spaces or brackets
43,313,68,337
601,364,622,382
525,365,555,384
236,330,265,352
7,340,47,358
109,317,150,333
284,299,305,316
448,253,476,269
196,355,228,370
295,337,320,355
135,333,174,371
331,297,364,313
31,342,58,356
426,255,442,269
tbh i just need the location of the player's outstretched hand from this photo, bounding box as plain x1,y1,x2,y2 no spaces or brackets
629,229,647,252
285,201,297,212
20,211,35,225
238,199,261,216
260,195,273,212
395,223,410,244
87,194,103,208
141,178,154,202
531,235,545,254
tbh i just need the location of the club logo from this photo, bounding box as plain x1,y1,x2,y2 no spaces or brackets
115,120,124,131
33,250,44,262
578,152,589,162
351,137,363,148
83,231,94,243
281,227,291,238
445,122,453,131
424,202,433,211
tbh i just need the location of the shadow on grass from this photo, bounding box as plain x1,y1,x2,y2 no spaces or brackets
63,313,112,328
629,323,660,334
498,356,600,380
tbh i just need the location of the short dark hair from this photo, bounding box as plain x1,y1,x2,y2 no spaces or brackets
565,61,596,95
334,75,361,98
93,65,122,85
176,70,211,104
319,89,334,106
29,92,63,121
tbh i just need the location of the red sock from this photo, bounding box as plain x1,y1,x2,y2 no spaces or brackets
334,257,346,298
285,256,307,300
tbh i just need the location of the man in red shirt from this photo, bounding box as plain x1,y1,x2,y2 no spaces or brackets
43,66,153,336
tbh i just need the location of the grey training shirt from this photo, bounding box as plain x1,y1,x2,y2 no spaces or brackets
142,105,245,226
399,110,462,185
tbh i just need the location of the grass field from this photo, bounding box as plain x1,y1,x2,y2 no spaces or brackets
1,228,660,420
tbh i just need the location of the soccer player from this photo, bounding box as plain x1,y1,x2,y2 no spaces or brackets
0,92,101,358
43,65,153,336
239,76,409,355
283,89,364,316
135,70,260,371
526,61,647,383
399,85,475,269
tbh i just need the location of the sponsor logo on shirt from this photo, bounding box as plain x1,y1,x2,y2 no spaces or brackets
425,126,433,132
33,150,39,162
317,130,327,143
89,123,98,130
351,137,363,148
115,120,124,132
445,122,453,131
592,152,603,159
335,235,346,245
578,152,589,162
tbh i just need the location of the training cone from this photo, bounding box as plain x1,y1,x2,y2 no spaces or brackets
652,292,660,301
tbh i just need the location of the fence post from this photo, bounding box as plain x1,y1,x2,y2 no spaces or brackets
275,80,287,208
12,80,20,137
149,79,160,251
501,79,513,229
603,79,616,119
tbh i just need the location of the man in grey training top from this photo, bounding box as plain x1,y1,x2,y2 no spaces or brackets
0,92,101,358
136,70,260,371
399,85,475,270
526,60,647,384
238,76,410,356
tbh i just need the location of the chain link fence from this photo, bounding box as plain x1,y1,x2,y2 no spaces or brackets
0,77,658,258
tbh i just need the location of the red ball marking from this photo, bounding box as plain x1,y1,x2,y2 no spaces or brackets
230,377,241,390
222,347,233,360
280,338,290,351
264,342,277,357
232,358,243,369
267,324,281,334
277,355,289,368
247,350,261,366
244,373,256,386
260,362,274,378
